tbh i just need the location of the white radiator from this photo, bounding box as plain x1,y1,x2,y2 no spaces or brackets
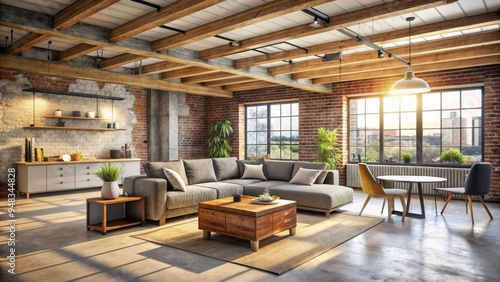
346,164,469,195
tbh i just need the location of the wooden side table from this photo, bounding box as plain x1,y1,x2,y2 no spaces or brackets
87,196,145,235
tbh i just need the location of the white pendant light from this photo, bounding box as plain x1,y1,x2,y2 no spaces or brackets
389,17,430,95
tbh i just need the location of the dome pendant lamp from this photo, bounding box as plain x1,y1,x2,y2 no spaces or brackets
389,17,430,95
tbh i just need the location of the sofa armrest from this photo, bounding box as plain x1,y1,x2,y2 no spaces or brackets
123,176,168,221
324,170,339,185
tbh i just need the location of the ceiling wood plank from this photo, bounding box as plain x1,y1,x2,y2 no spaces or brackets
224,81,279,92
161,67,219,80
109,0,224,42
141,61,188,75
151,0,331,51
5,33,50,55
200,0,456,60
182,72,240,84
202,77,257,88
53,0,120,30
0,54,232,98
99,53,148,70
58,43,103,62
292,32,500,79
241,11,500,70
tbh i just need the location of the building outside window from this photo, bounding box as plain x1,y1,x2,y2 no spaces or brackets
245,102,299,160
348,88,483,165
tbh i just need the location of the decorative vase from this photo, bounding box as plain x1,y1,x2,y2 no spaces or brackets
53,109,62,117
101,181,119,199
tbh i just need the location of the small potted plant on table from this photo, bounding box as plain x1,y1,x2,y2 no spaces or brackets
94,163,123,199
402,152,412,163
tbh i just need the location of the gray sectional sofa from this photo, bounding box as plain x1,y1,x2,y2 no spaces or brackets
123,157,354,225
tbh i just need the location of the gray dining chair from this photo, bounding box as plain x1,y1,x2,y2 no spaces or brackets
434,162,493,224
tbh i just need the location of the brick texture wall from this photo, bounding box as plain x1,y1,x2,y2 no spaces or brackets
178,95,209,159
206,65,500,201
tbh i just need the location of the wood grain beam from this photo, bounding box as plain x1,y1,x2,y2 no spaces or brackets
202,77,257,88
140,61,188,75
5,33,50,55
53,0,120,30
109,0,224,42
151,0,330,51
224,81,278,92
58,43,102,62
292,32,500,79
252,11,500,71
99,53,148,70
200,0,455,60
0,54,232,98
182,72,240,84
161,67,219,80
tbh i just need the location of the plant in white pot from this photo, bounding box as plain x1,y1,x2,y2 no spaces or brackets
94,163,123,199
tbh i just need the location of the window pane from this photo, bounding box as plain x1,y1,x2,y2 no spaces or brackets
461,109,481,127
401,130,416,146
422,93,440,110
462,89,482,108
270,104,280,117
423,146,441,163
401,112,416,128
281,117,291,130
401,95,416,112
384,96,399,112
257,132,267,144
247,119,256,131
442,111,460,128
291,103,299,115
366,98,379,113
366,114,379,129
270,117,280,130
384,113,399,129
257,106,267,118
365,147,380,162
247,145,256,157
442,91,460,109
257,118,267,130
423,111,440,128
350,99,365,114
281,104,291,116
270,131,280,144
442,129,461,146
247,132,256,144
291,131,299,143
247,106,257,118
423,129,441,146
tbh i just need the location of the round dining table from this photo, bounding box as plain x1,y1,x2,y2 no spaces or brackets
377,175,447,219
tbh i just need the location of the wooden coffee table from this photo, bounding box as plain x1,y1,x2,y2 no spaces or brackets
198,195,296,251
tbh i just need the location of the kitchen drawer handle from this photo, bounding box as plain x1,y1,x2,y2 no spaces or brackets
60,181,63,184
87,172,90,175
59,168,63,171
87,166,90,169
60,174,63,177
87,179,90,181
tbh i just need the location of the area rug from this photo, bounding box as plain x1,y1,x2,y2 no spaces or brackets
132,213,383,275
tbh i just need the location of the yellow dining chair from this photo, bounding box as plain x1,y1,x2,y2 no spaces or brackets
358,163,408,222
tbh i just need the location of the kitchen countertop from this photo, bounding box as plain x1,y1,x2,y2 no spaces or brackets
16,158,142,165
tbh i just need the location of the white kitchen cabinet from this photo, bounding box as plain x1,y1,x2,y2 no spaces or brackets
76,163,102,188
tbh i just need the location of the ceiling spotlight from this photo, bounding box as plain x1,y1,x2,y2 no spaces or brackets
229,40,240,47
377,50,384,58
310,17,321,28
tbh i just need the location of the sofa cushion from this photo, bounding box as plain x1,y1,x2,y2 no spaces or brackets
163,168,186,192
212,157,239,181
292,161,327,178
236,158,266,177
265,160,295,181
222,178,264,186
194,182,244,198
243,180,288,196
270,184,354,210
166,186,217,210
143,160,188,190
183,159,217,185
241,164,267,180
289,167,322,186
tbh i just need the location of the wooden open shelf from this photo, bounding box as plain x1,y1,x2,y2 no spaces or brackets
23,126,125,131
43,116,109,120
88,218,143,233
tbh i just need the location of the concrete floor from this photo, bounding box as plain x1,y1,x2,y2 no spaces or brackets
1,188,499,282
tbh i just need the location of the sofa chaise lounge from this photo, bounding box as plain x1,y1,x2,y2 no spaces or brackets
123,157,354,225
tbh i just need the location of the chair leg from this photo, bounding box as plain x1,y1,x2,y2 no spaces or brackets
434,190,438,216
478,195,494,220
440,193,453,215
468,195,474,225
465,197,468,214
387,196,394,222
381,198,386,214
359,195,371,216
399,195,407,222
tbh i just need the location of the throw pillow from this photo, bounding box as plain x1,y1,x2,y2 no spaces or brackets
183,159,217,185
236,158,266,177
241,164,267,180
212,157,239,180
163,168,186,192
315,170,328,184
291,161,327,178
289,167,322,186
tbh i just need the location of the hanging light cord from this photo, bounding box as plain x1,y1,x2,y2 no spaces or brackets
407,17,415,67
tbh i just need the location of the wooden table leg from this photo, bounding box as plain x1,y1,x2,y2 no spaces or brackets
417,183,426,218
203,230,211,240
102,204,107,235
289,227,296,236
250,240,259,252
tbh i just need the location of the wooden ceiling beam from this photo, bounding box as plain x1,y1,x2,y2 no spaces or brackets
224,81,278,92
109,0,224,42
58,43,103,62
140,61,188,75
202,77,257,88
53,0,120,30
293,32,500,79
200,0,455,60
151,0,330,51
258,12,500,71
0,54,232,98
5,33,50,55
182,72,240,84
162,67,219,80
99,53,148,70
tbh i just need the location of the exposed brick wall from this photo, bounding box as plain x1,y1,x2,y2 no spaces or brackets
207,65,500,201
178,95,209,159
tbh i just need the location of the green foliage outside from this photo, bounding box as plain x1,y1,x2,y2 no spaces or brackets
207,120,234,158
94,163,123,182
440,148,465,164
316,128,341,170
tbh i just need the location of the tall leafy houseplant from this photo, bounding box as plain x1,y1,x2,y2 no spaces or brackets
94,163,123,199
207,120,234,158
316,127,341,170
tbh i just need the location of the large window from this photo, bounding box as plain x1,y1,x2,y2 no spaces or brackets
246,102,299,160
348,88,483,165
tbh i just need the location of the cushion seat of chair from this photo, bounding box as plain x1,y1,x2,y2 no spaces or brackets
383,188,408,196
434,187,466,194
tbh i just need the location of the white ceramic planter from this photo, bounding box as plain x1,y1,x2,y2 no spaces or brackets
101,181,119,199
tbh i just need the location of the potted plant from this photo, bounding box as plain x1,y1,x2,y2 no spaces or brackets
440,148,465,164
401,152,412,163
94,162,123,199
315,127,341,170
207,120,234,158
